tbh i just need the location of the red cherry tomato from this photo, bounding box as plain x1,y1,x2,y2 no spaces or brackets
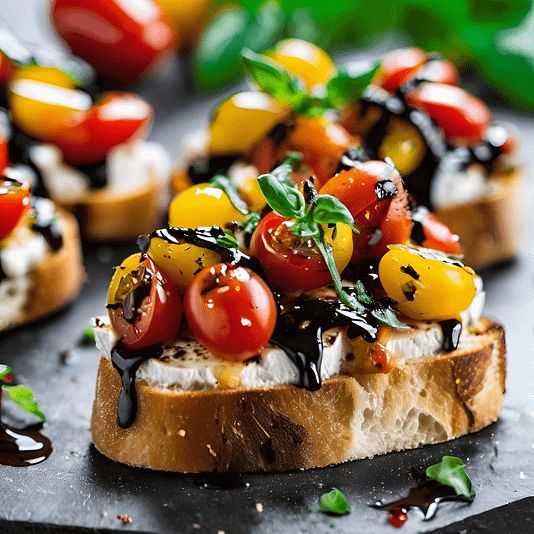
53,92,153,165
412,207,462,255
0,51,18,87
320,161,411,261
108,254,182,350
419,58,459,85
0,134,8,174
372,47,427,92
0,176,31,241
50,0,178,84
405,82,492,145
184,263,277,362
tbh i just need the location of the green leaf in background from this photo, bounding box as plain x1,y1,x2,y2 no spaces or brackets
194,5,250,89
286,8,322,46
326,59,380,107
244,1,286,53
257,174,305,218
318,488,351,515
210,175,250,215
425,456,476,500
241,48,305,108
83,327,95,342
467,0,531,29
2,385,45,421
0,365,11,380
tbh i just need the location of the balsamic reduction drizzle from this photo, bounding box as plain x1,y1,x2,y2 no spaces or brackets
410,205,429,246
440,319,462,352
0,423,53,467
138,226,250,266
30,197,63,251
111,342,162,429
374,469,471,524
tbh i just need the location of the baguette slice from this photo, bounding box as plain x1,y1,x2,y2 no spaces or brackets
91,318,505,473
0,209,85,332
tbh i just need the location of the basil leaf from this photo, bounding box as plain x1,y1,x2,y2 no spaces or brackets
290,218,319,238
258,174,305,219
0,365,11,381
241,48,305,108
210,175,249,215
326,59,380,107
271,152,303,185
371,306,407,329
426,456,476,500
217,232,240,250
312,194,358,232
243,211,262,235
244,1,286,52
2,385,45,421
83,327,95,342
319,488,351,515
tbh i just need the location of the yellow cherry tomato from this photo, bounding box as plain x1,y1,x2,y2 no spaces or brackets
168,183,246,228
209,91,290,155
378,245,476,321
107,253,144,307
146,236,221,294
378,117,426,177
13,65,77,88
270,39,337,91
9,78,91,141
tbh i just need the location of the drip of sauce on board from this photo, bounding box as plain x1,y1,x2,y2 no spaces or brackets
440,319,462,352
30,196,63,251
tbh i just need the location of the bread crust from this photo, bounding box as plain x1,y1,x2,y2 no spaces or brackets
435,168,522,270
91,318,506,473
0,209,85,331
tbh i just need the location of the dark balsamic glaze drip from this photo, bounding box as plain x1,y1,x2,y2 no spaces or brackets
111,342,163,429
268,120,292,146
440,319,462,352
187,155,240,184
375,179,397,200
336,146,370,173
374,469,470,523
410,205,429,246
400,265,420,280
30,197,63,251
139,226,250,267
271,289,380,391
0,423,53,466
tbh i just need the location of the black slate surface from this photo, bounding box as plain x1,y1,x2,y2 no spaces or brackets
0,15,533,530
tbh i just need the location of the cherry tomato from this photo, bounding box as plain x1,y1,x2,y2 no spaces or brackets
53,92,153,165
378,245,476,321
184,263,277,361
0,51,18,87
250,212,353,291
372,47,427,92
319,161,411,261
419,58,459,85
285,116,353,188
168,183,246,229
50,0,177,84
0,133,8,174
0,176,31,241
108,253,182,350
411,206,462,255
404,83,492,145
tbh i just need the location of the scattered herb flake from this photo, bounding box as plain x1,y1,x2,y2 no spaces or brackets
2,385,45,421
83,327,95,342
319,488,351,515
425,456,476,500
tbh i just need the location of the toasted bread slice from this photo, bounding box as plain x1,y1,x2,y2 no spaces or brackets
91,318,505,473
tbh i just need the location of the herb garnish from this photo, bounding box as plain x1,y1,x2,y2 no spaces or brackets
425,456,476,500
83,327,95,342
319,488,351,515
1,365,45,421
257,156,406,329
210,175,249,215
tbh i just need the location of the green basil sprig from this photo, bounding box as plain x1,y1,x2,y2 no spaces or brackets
326,59,380,107
319,488,351,515
1,366,45,421
426,456,476,500
210,175,249,215
257,157,406,329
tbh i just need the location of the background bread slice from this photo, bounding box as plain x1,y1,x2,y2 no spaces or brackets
1,209,85,331
91,318,506,473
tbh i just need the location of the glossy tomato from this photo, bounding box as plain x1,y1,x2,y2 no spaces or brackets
51,0,177,85
319,161,411,261
411,206,462,255
419,58,459,86
0,133,8,174
53,92,153,165
404,83,491,145
372,47,427,92
0,176,31,241
108,253,182,350
184,263,277,361
249,212,353,291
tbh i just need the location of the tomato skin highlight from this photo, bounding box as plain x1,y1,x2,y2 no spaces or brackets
184,263,277,362
108,254,183,350
404,82,492,145
50,0,177,84
250,212,353,291
373,47,427,92
0,176,31,241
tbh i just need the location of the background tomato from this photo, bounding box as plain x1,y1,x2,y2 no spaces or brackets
50,0,177,84
411,206,462,255
372,47,427,92
108,253,182,350
249,211,353,291
0,177,31,241
184,263,277,361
